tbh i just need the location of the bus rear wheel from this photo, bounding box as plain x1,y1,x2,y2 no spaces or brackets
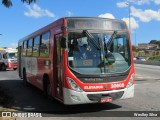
1,64,6,71
23,69,28,87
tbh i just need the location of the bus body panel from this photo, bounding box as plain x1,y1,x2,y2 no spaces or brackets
18,18,65,100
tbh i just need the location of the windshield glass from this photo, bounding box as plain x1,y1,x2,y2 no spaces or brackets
67,31,131,74
8,53,17,59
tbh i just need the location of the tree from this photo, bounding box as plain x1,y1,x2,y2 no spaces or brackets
2,0,38,8
149,40,160,47
149,40,157,44
132,45,137,52
156,41,160,47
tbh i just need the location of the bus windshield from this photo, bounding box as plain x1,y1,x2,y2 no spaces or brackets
67,31,131,74
8,53,17,59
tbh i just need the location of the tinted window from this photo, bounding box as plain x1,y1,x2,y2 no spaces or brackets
33,36,40,56
3,53,7,59
40,32,50,57
22,41,27,56
68,32,131,74
27,39,33,56
0,53,2,60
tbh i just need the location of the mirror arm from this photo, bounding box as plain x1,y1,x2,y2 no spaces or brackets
60,37,66,48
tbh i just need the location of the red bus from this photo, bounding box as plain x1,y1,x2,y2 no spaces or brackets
18,17,135,105
0,48,18,71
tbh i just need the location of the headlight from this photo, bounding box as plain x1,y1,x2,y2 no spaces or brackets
67,77,83,92
126,73,135,88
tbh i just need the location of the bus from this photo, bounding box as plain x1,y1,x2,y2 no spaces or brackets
0,48,18,71
18,17,135,105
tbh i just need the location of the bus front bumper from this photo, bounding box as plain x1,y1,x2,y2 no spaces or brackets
6,62,17,69
63,85,134,105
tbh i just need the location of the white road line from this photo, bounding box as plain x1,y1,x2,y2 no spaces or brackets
135,75,159,79
135,81,160,86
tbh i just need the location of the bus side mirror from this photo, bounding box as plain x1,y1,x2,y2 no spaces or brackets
60,37,66,48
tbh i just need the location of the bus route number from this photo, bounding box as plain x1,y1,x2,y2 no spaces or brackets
110,83,124,89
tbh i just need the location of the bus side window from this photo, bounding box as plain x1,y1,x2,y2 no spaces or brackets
40,32,50,57
3,54,7,59
0,53,2,60
27,39,33,56
33,36,40,57
22,41,27,56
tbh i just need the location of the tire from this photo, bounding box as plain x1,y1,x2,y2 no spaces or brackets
46,81,51,97
13,68,17,70
0,65,1,71
43,76,51,98
23,69,28,87
1,64,6,71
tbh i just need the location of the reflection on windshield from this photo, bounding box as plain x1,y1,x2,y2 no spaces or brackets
8,53,17,59
68,31,131,74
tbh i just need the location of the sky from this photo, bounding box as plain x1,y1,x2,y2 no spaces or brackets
0,0,160,48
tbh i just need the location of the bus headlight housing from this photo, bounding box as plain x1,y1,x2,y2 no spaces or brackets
126,73,135,88
67,77,83,92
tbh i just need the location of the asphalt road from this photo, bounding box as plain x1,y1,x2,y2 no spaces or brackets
135,64,160,80
0,64,160,120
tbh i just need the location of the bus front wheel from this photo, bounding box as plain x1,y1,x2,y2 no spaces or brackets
43,75,51,98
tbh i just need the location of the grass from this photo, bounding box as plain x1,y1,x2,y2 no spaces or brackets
148,55,160,61
0,84,15,111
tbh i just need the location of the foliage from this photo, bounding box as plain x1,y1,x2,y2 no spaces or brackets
132,45,142,52
149,40,160,47
132,45,136,51
148,55,160,61
150,40,158,44
2,0,12,7
2,0,38,8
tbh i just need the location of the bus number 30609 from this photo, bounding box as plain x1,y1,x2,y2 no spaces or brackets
110,83,124,89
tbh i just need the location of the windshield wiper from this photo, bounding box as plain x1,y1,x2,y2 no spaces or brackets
82,30,101,50
104,31,117,55
100,31,117,72
107,31,117,46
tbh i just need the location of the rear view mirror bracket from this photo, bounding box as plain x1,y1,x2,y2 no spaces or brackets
60,37,66,48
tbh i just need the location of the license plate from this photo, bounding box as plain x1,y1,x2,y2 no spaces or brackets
100,97,112,103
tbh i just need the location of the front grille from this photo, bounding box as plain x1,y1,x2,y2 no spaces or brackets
87,91,124,101
10,60,17,62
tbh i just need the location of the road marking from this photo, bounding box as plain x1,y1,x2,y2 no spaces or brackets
135,75,160,80
0,77,20,80
135,81,160,86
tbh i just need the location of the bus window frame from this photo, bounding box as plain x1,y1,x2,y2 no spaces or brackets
22,40,27,56
33,35,41,57
27,38,33,57
39,31,51,57
0,53,2,60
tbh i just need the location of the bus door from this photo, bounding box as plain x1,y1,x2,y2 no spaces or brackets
55,34,63,99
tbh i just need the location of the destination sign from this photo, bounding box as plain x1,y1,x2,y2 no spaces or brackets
67,18,127,30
